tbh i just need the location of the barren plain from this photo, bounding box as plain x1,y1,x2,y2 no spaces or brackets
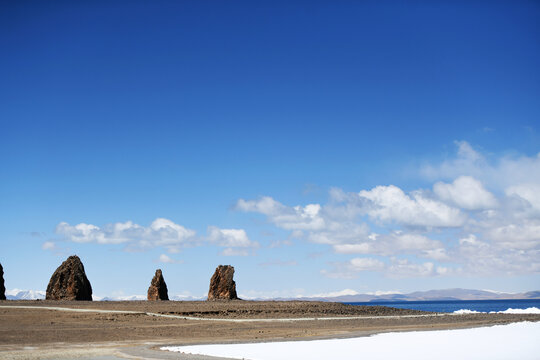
1,300,539,359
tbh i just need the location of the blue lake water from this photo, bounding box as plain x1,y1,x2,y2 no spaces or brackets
345,299,540,313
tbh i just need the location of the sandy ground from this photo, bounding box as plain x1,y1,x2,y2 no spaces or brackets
1,300,539,359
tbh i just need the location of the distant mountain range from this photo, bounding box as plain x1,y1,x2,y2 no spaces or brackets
97,295,203,301
292,288,540,302
6,289,46,300
5,288,540,302
5,289,203,301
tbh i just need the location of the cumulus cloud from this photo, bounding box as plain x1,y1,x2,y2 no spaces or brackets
333,231,447,260
236,197,325,230
422,141,487,181
56,218,196,251
454,233,540,275
207,226,258,248
485,221,540,250
321,257,384,279
238,141,540,277
322,257,450,279
505,183,540,211
434,176,498,210
157,254,183,264
349,257,385,271
385,259,448,278
56,219,256,255
41,240,70,255
366,290,402,296
358,185,465,227
307,222,370,245
422,141,540,189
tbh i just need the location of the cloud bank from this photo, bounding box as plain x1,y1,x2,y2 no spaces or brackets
54,218,258,255
237,141,540,278
51,141,540,280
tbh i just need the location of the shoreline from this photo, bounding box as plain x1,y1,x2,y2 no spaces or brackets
0,304,453,322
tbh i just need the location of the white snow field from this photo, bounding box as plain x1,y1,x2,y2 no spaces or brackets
163,321,540,360
454,307,540,314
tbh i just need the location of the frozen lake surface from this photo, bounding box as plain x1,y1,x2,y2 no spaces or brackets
163,321,540,360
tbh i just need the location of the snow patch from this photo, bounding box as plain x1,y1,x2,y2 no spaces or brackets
453,307,540,314
495,307,540,314
163,322,540,360
454,309,482,314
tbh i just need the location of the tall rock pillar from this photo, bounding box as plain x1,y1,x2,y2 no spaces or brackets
208,265,239,300
0,263,5,300
147,269,169,301
46,255,93,300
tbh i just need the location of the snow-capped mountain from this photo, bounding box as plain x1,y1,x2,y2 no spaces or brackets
5,289,205,301
6,289,46,300
5,288,539,302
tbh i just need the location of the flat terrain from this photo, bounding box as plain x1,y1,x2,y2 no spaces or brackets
1,300,539,359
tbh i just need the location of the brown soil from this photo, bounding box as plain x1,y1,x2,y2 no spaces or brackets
1,299,430,318
1,300,539,356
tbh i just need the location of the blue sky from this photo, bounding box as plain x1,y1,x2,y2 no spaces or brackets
1,1,539,299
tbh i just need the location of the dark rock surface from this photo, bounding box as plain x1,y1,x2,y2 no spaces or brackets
46,255,92,300
147,269,169,301
207,265,239,300
0,263,5,300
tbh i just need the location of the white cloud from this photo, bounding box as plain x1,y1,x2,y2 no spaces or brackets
506,183,540,211
310,289,360,298
485,221,540,250
333,232,446,259
454,233,540,275
307,222,370,245
53,142,539,279
56,222,113,244
41,240,69,255
56,218,196,252
349,257,385,271
236,197,325,230
366,290,402,296
157,254,183,264
207,226,257,248
358,185,465,227
235,141,540,277
322,257,450,279
321,257,385,279
56,219,254,254
422,141,487,181
236,196,283,215
434,176,498,210
387,259,448,278
422,141,540,189
41,241,56,250
422,248,450,261
241,171,540,275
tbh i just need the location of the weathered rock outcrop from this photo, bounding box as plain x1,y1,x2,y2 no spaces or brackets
46,255,92,300
147,269,169,301
208,265,239,300
0,263,5,300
